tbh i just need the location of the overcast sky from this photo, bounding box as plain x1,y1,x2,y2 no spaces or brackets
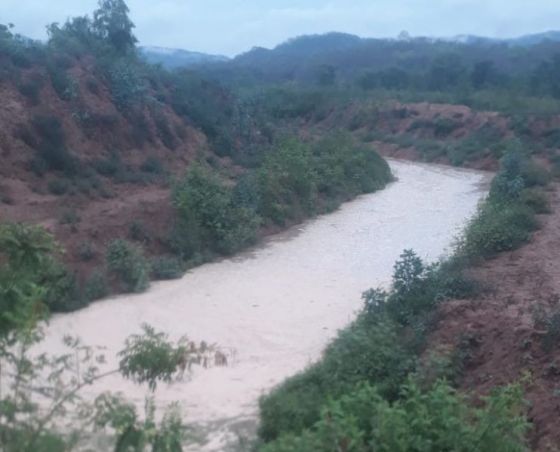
2,0,560,56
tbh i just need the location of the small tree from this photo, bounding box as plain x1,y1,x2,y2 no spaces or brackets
0,223,216,451
93,0,137,54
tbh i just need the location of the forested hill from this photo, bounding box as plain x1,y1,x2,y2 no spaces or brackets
140,46,229,69
202,30,560,96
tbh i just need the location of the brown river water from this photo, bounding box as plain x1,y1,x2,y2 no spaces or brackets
39,159,490,450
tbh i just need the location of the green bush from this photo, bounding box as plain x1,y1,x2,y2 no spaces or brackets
460,202,537,259
48,179,70,195
521,188,551,214
107,59,145,109
140,156,164,174
520,161,550,187
43,262,86,313
154,114,177,150
257,139,317,225
47,58,76,101
313,132,392,201
258,315,414,442
32,115,77,175
77,241,96,262
83,269,109,302
106,239,150,293
18,78,43,105
92,152,121,176
262,381,528,452
150,257,184,281
173,165,260,257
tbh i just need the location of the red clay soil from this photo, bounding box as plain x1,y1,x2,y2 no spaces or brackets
0,57,211,279
428,185,560,451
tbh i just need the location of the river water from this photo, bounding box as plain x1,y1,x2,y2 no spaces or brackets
40,160,489,450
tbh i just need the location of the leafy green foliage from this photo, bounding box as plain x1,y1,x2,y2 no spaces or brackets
313,132,392,199
257,139,316,224
31,115,77,176
94,395,186,452
173,165,260,257
0,223,56,334
0,224,215,450
106,239,150,293
83,268,109,302
521,188,551,214
262,381,529,452
460,202,537,259
258,316,414,442
93,0,137,55
119,324,191,390
150,257,184,281
460,149,546,259
107,59,145,109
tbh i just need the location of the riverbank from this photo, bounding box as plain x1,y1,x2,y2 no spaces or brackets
428,183,560,451
38,160,488,450
257,148,553,451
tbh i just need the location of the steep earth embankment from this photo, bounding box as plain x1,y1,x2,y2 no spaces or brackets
313,101,560,172
428,185,560,451
0,56,213,279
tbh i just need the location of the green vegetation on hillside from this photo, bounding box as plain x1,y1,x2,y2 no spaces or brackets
171,133,392,260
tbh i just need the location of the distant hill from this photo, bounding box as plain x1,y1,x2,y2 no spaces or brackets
199,29,560,86
443,31,560,46
508,30,560,46
140,46,229,69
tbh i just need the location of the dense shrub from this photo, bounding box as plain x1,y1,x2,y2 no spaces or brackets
154,114,177,150
521,188,551,214
313,132,392,200
83,269,109,302
77,241,96,262
48,179,71,195
460,149,546,259
257,139,316,224
106,239,150,293
43,262,85,313
47,58,76,101
17,77,43,105
92,152,121,176
107,59,145,109
150,257,184,280
140,156,164,174
173,165,260,257
262,381,528,452
32,115,77,175
460,202,537,259
258,315,414,442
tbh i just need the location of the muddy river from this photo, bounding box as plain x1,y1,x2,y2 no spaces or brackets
40,160,489,450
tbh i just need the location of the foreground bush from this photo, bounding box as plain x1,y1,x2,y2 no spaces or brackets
261,381,528,452
259,316,414,441
0,222,216,452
